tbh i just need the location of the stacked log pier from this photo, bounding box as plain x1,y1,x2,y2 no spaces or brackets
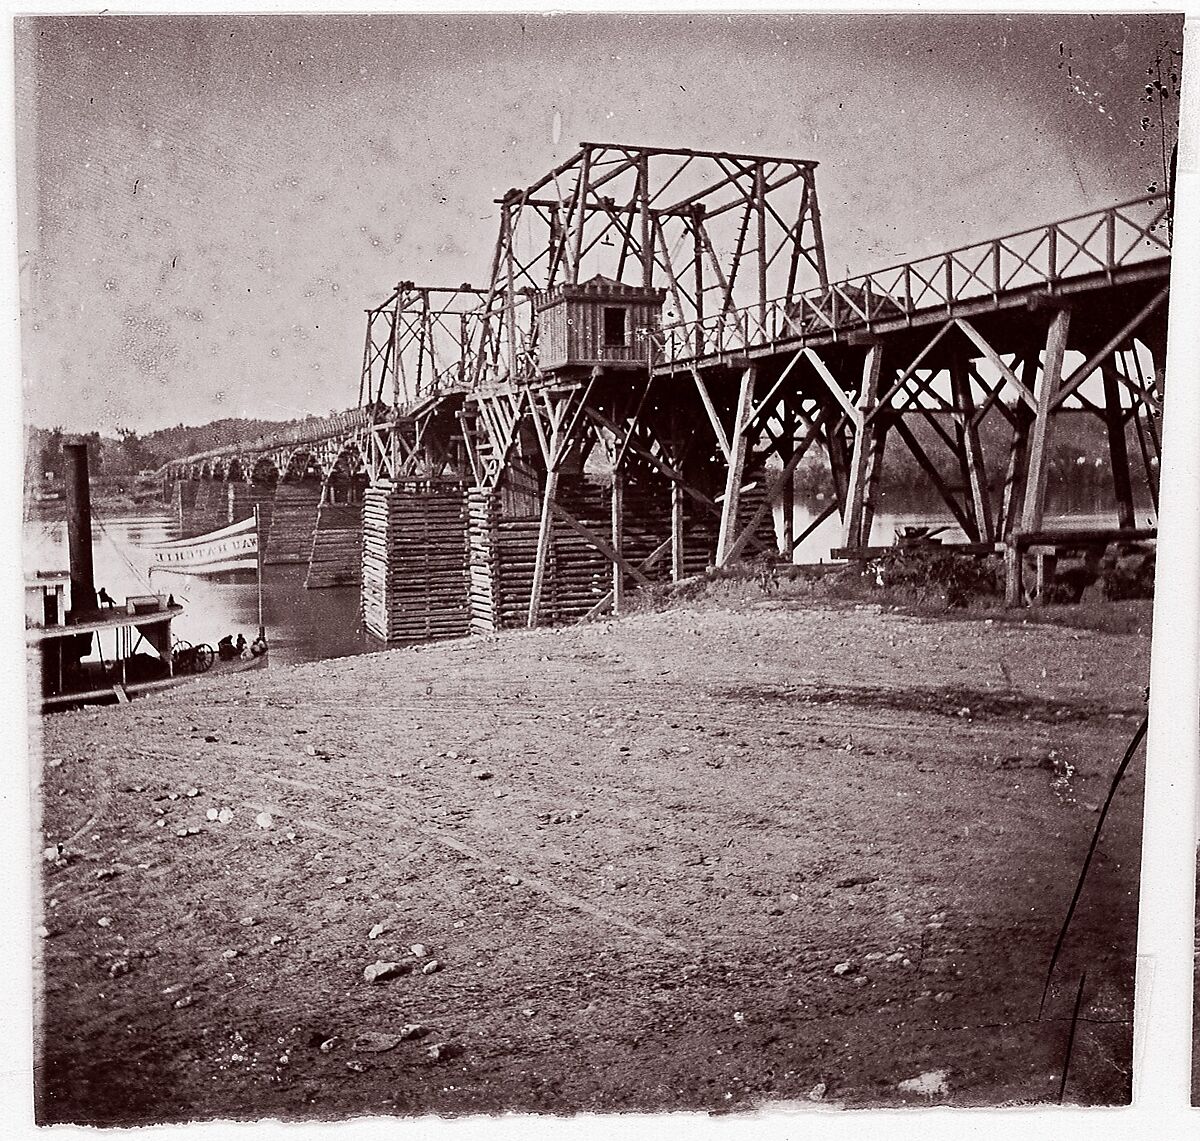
263,483,322,566
306,501,363,589
178,479,228,538
362,479,469,642
228,483,276,539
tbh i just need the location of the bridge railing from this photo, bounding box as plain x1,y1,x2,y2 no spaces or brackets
164,407,377,472
655,193,1171,364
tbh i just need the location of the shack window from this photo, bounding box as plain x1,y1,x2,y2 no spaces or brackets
603,306,627,347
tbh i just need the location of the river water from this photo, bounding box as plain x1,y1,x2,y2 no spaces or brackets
24,495,1145,668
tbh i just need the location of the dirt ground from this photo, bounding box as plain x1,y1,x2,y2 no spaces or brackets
31,588,1153,1124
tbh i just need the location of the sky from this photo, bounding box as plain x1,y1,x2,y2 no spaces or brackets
14,10,1185,435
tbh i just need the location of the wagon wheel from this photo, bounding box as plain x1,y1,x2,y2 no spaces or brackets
172,640,194,673
192,644,216,673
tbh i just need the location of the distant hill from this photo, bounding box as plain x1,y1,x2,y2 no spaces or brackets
140,418,305,462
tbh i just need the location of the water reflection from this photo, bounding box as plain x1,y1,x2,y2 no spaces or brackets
24,515,376,668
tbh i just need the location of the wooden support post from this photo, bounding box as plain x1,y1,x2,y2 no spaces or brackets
1033,550,1057,607
950,353,994,542
1020,308,1072,533
780,399,795,557
860,416,889,546
611,474,625,613
1101,361,1136,530
1004,540,1022,607
998,350,1038,540
527,468,558,628
671,480,685,581
716,366,757,565
842,345,881,548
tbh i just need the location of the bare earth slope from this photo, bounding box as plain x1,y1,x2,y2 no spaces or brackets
33,597,1151,1123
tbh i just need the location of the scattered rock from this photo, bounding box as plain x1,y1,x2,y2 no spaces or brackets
832,961,852,976
368,923,388,941
240,916,258,927
363,960,408,984
806,1082,827,1102
853,975,869,987
185,788,200,798
410,943,427,958
885,951,905,964
270,935,284,946
398,1023,430,1041
426,1042,460,1063
476,771,494,781
318,1036,341,1053
835,874,878,889
897,1069,950,1097
421,959,441,975
222,949,239,960
206,808,220,821
502,874,522,886
345,1059,367,1073
97,916,112,928
333,876,348,885
864,951,886,962
173,994,194,1009
108,960,130,979
255,812,274,830
205,735,218,743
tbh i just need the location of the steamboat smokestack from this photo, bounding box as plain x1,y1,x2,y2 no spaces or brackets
63,437,97,616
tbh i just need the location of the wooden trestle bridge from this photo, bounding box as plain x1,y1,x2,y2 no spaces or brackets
161,143,1171,639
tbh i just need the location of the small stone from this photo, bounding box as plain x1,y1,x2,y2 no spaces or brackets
363,960,407,984
807,1082,827,1102
853,975,869,987
255,812,274,830
218,807,235,824
368,923,388,941
886,952,905,964
398,1023,430,1040
476,771,494,781
97,916,112,928
835,874,878,888
446,750,459,760
898,1069,950,1097
278,1054,289,1065
239,917,257,927
222,949,239,959
333,876,348,885
35,925,51,939
864,951,886,962
318,1036,341,1053
426,1041,459,1063
185,788,199,798
832,961,852,976
345,1059,367,1073
502,874,522,886
206,808,220,821
205,735,218,743
270,935,284,946
410,943,427,958
108,960,130,979
421,959,440,975
305,744,317,756
173,994,194,1009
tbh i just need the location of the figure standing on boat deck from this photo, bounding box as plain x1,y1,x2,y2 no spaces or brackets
97,587,116,608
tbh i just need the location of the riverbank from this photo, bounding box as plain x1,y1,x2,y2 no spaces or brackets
33,591,1151,1123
